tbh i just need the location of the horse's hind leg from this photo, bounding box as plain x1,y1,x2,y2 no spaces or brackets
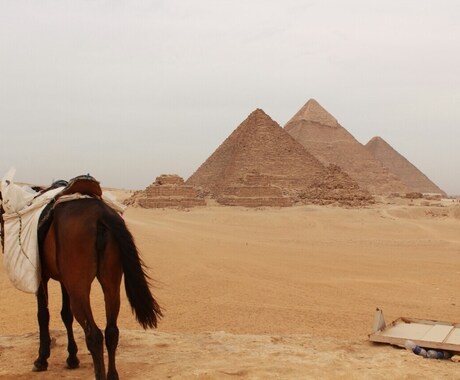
70,294,106,380
60,284,79,369
103,287,121,380
100,272,122,380
33,280,51,372
96,218,123,380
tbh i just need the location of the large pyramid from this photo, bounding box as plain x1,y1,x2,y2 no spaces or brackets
365,136,446,196
284,99,410,195
186,109,372,207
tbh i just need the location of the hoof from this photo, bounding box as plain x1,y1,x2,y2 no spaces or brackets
107,369,119,380
66,356,80,369
32,360,48,372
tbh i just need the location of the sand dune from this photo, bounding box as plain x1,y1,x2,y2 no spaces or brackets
1,200,460,378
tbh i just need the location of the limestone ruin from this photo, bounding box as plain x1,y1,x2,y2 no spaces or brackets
186,109,372,207
124,174,206,208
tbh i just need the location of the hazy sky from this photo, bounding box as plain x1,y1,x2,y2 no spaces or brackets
1,1,459,194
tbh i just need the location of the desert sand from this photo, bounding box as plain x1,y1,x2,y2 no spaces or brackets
1,196,460,379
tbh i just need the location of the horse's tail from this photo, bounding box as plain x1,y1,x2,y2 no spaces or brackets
100,207,162,329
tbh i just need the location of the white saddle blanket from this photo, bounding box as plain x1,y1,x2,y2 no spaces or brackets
2,187,64,293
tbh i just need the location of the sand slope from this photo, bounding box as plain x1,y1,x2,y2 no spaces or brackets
1,201,460,378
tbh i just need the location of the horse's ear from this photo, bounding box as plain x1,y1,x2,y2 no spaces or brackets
31,186,45,192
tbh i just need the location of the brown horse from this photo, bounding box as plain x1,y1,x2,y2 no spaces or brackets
0,191,162,380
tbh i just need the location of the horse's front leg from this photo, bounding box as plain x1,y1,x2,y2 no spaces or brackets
60,283,80,369
33,280,51,372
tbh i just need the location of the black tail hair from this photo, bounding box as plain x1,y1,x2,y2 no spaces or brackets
102,208,162,328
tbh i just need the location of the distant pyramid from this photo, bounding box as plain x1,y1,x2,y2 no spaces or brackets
186,109,372,207
287,98,339,128
365,136,446,196
284,99,410,195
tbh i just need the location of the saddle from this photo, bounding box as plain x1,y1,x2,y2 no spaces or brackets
38,175,102,244
58,174,102,199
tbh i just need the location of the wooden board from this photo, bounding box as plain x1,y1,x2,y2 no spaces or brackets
369,316,460,352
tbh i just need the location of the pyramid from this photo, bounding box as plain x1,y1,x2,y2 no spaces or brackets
124,174,206,208
186,109,372,207
365,136,446,196
284,99,410,195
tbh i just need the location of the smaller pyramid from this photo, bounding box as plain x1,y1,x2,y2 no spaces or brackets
124,174,206,208
285,99,410,195
365,136,446,196
187,109,372,207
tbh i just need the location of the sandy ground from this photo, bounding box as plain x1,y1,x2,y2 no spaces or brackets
1,197,460,379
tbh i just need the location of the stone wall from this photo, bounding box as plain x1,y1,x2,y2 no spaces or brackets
217,184,292,207
138,198,206,208
142,186,199,197
155,174,185,186
217,197,292,207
